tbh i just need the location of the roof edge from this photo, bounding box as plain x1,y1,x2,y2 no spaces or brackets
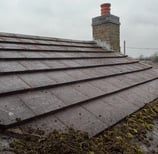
0,32,95,44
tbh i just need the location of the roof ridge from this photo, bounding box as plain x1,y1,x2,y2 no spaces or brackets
0,32,95,44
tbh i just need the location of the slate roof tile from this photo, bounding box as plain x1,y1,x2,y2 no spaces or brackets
0,32,157,137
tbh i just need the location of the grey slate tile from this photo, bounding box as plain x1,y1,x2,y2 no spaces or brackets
0,43,102,52
0,32,157,138
66,69,89,80
80,68,100,77
111,65,134,72
92,67,112,76
82,100,117,126
83,94,138,127
99,77,128,90
18,90,65,115
60,60,82,67
42,60,67,68
19,114,66,134
55,106,107,136
71,82,105,98
46,71,75,83
54,52,82,58
38,52,58,58
6,63,149,93
115,85,155,108
0,33,95,44
144,80,158,98
0,51,24,58
0,96,35,126
0,36,96,48
18,73,56,87
90,79,118,92
132,80,158,103
19,61,50,70
50,86,88,106
103,95,139,116
0,61,26,72
20,51,44,58
0,76,30,94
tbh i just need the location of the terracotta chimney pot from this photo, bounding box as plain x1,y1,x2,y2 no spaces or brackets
101,3,111,16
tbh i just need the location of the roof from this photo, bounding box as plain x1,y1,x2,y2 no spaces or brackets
0,32,157,139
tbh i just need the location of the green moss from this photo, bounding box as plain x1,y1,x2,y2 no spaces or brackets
9,99,158,154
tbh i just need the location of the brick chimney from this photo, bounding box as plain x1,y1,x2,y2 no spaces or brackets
92,3,120,52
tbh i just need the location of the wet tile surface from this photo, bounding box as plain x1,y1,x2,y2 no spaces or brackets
55,106,107,136
0,32,157,137
19,114,66,134
0,76,30,93
71,82,105,97
46,71,74,83
19,61,50,70
19,73,56,87
82,100,117,126
50,86,88,105
0,96,35,126
0,61,26,72
18,90,66,115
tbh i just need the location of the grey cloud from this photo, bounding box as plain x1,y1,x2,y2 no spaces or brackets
130,15,158,27
0,0,157,57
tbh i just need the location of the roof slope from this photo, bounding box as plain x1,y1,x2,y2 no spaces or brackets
0,32,157,136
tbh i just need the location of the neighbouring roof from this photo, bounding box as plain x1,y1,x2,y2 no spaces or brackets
0,32,157,139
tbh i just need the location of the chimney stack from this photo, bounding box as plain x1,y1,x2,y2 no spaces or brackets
92,3,120,52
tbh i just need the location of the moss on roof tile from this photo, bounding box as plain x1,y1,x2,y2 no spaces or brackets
8,98,158,154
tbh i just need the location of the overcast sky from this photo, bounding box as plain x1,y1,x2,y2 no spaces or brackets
0,0,158,57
